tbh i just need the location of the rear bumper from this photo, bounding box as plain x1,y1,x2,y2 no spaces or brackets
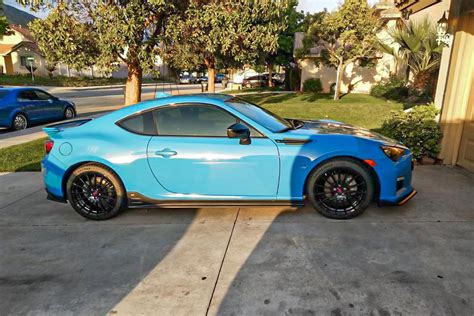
46,188,67,203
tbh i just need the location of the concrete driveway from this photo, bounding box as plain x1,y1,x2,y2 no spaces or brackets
0,165,473,315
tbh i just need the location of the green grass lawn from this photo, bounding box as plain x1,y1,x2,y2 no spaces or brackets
239,93,403,130
0,93,402,172
0,74,163,87
0,138,46,172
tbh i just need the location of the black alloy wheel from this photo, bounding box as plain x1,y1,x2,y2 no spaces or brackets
66,163,126,220
307,159,374,219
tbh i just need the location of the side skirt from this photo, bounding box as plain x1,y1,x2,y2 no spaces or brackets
127,192,304,208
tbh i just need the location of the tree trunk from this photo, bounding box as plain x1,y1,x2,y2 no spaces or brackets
334,59,345,100
267,63,273,88
413,70,431,94
207,66,216,93
124,64,142,106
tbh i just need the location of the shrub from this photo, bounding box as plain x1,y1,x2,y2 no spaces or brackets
303,78,323,93
370,76,408,101
380,103,443,160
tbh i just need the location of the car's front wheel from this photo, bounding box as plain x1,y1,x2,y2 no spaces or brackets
307,159,374,219
64,107,75,120
12,113,28,131
66,163,127,220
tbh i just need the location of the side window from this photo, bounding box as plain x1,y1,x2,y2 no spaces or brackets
34,90,52,101
117,111,155,135
154,104,236,137
17,90,36,101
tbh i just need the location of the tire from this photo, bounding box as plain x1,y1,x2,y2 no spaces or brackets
306,158,374,219
66,163,127,220
12,113,28,131
64,107,76,120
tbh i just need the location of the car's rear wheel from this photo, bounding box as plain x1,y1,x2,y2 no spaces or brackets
66,163,126,220
64,107,75,120
12,113,28,131
307,159,374,219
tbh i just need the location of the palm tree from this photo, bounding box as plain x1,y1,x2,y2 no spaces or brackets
378,17,444,93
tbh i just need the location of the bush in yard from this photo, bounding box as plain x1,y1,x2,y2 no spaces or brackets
380,103,442,160
370,76,408,101
303,78,323,93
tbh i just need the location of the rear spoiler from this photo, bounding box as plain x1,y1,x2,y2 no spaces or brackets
43,118,92,137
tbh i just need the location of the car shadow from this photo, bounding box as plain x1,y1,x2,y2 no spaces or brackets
212,165,474,314
0,185,206,314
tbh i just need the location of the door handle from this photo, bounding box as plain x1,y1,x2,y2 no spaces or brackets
155,148,177,158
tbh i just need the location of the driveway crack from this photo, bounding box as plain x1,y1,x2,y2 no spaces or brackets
0,188,43,210
206,207,240,315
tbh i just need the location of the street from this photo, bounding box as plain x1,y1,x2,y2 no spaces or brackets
0,165,473,315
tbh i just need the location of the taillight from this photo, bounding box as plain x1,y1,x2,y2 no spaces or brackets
44,140,54,154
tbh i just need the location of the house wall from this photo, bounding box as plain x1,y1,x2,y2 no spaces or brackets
409,0,452,109
409,0,450,23
438,0,474,170
0,29,27,45
298,20,398,94
0,56,5,74
10,47,47,76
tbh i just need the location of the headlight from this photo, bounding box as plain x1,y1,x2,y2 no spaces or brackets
381,145,405,162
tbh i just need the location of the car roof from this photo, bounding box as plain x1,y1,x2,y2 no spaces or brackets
0,87,42,92
105,93,236,120
144,93,233,104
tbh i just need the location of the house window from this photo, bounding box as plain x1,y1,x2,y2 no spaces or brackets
20,56,34,67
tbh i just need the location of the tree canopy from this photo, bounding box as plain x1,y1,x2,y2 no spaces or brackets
378,17,444,93
0,1,8,36
26,1,188,105
303,0,380,99
162,0,287,92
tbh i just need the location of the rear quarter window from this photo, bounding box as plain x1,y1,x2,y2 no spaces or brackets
117,111,156,135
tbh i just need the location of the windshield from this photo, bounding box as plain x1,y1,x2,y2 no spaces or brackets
225,98,292,132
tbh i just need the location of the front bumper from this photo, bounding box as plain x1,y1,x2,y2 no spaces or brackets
379,188,417,206
375,150,416,205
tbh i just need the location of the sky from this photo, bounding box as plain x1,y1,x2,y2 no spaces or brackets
5,0,380,18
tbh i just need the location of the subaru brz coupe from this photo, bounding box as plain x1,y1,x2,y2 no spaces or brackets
42,94,416,220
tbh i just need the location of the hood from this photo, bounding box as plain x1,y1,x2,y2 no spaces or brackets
288,119,403,145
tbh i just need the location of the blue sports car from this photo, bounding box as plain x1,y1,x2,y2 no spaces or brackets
0,87,76,131
42,94,416,220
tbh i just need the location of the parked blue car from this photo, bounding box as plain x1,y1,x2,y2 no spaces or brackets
42,94,416,220
0,87,76,131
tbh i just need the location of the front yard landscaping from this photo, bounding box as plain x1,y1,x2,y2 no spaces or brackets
0,137,46,172
239,93,404,130
0,93,402,172
0,75,163,87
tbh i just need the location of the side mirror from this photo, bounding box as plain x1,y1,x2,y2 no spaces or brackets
227,123,251,145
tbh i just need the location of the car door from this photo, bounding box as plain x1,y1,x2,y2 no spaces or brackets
16,90,43,122
32,89,62,120
146,103,280,197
